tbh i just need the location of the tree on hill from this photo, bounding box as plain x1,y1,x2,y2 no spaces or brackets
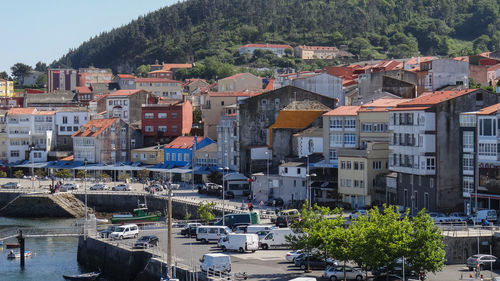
0,71,9,80
35,61,47,72
11,63,32,87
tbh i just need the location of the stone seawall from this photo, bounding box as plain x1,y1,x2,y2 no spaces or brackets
78,236,204,281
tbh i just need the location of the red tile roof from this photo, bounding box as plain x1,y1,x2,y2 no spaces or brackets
488,64,500,71
390,106,431,111
107,90,145,97
219,73,253,81
8,108,37,115
297,45,337,51
165,136,205,149
477,103,500,115
323,106,361,116
399,89,477,106
76,86,92,94
359,98,410,112
117,74,135,79
136,78,182,83
240,43,292,49
162,64,193,71
72,118,118,138
207,91,262,97
34,111,55,115
404,56,438,65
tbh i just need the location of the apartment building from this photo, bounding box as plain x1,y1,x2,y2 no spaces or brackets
47,68,77,92
0,79,14,97
389,89,499,213
77,67,113,87
55,107,90,150
216,105,239,171
136,78,183,99
105,90,149,123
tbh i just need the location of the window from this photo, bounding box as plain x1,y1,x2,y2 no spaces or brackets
131,139,136,148
172,153,176,161
346,161,352,169
479,118,496,136
10,150,19,157
184,154,189,162
463,154,474,173
284,167,288,173
329,149,337,161
344,117,355,129
329,117,342,129
145,126,154,132
144,113,154,119
414,191,418,209
61,126,66,132
479,143,497,156
158,126,167,132
62,116,68,124
354,162,359,170
221,101,224,106
66,126,72,131
362,123,372,132
373,161,382,170
73,126,78,131
158,113,167,118
344,134,356,146
172,112,178,119
430,178,434,188
172,125,177,132
463,131,474,151
74,116,79,124
404,189,408,207
424,192,430,210
165,153,170,161
178,153,182,162
329,133,342,147
463,177,474,194
360,162,364,170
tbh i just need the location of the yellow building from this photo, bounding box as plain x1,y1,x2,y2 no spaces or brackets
0,79,14,97
338,142,389,208
131,145,164,165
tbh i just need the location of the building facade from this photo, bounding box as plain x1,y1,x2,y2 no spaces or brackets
238,43,292,57
105,90,149,123
217,105,239,171
47,68,77,92
294,45,338,60
217,73,262,92
77,67,113,87
54,107,90,151
163,136,214,168
136,78,183,99
0,79,14,97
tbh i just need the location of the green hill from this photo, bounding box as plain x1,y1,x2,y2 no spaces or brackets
55,0,500,72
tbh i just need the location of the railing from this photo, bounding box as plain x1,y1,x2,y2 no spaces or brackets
437,221,498,237
0,226,84,240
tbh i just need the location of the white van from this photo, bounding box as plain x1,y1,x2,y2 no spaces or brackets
468,209,498,224
200,253,231,273
234,224,273,234
196,226,231,243
110,224,139,240
259,228,297,249
219,233,259,253
289,278,317,281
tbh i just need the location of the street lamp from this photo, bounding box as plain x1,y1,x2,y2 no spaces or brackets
29,144,35,192
84,158,88,223
265,151,270,199
219,166,229,225
306,173,317,208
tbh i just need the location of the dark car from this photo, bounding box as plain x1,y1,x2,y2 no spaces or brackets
294,255,336,270
372,274,404,281
276,216,289,227
265,198,284,207
180,223,201,238
221,191,235,199
134,235,159,249
99,226,119,238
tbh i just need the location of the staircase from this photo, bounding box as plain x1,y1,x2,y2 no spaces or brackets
50,193,93,218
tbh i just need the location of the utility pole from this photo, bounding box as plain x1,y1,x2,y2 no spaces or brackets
167,187,173,279
18,230,25,269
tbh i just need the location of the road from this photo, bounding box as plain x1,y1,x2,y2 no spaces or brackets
109,228,500,281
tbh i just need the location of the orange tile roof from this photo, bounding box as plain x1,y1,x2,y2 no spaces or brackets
488,64,500,71
220,73,252,81
207,91,262,97
405,56,438,65
399,89,477,106
165,136,205,149
477,103,500,115
323,106,361,116
61,155,74,161
359,99,410,112
297,45,337,51
269,109,325,146
241,43,292,49
136,78,182,83
117,74,135,79
161,64,192,71
107,90,144,97
8,108,37,115
454,56,469,62
76,86,92,94
34,111,55,115
72,118,118,138
390,106,430,111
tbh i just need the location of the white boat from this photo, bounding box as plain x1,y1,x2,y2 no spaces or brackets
7,250,32,259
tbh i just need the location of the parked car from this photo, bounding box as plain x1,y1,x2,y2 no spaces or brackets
372,274,404,281
99,225,119,238
1,182,20,189
90,184,108,191
285,250,304,262
61,183,79,190
467,254,497,271
112,184,131,191
449,212,467,222
349,210,368,220
181,223,202,237
265,198,284,207
276,216,290,227
468,209,498,224
222,190,235,199
196,226,231,244
134,235,159,249
110,224,139,240
428,212,452,223
323,265,366,281
294,255,336,270
145,184,163,192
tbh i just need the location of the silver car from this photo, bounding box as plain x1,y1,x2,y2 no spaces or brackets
467,254,497,271
1,182,21,189
90,184,108,190
61,183,79,190
112,184,130,191
323,265,366,281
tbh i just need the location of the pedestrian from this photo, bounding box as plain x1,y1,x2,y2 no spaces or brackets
248,194,252,202
252,194,256,202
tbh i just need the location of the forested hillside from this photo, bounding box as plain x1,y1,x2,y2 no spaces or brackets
55,0,500,72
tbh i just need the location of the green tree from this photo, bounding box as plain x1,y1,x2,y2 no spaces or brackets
98,173,110,181
473,35,491,53
35,169,46,178
76,170,89,179
54,169,72,180
207,170,222,185
14,170,24,180
36,73,47,87
197,202,215,223
135,64,150,77
10,63,32,86
137,169,150,182
0,71,9,80
118,173,131,182
0,171,7,178
184,211,192,221
35,61,47,72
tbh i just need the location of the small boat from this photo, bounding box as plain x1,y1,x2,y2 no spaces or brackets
110,204,161,224
62,272,101,281
5,243,20,248
7,250,32,259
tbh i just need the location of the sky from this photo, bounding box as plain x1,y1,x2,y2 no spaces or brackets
0,0,176,75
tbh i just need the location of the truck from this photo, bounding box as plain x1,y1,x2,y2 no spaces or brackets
214,213,252,229
200,253,231,273
259,228,299,250
219,233,259,253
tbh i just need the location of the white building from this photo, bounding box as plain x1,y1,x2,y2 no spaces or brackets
239,43,292,57
293,127,323,158
422,58,469,91
279,72,344,105
216,105,239,171
55,107,90,150
7,108,55,163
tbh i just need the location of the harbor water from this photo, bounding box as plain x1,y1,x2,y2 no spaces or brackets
0,217,107,281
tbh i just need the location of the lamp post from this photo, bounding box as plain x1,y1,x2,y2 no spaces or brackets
265,151,270,199
306,173,317,208
220,166,229,225
84,158,88,223
29,144,35,192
